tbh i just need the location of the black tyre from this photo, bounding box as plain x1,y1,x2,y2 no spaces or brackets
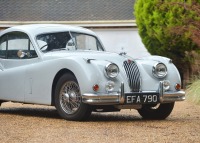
54,73,91,121
0,101,3,106
137,102,175,120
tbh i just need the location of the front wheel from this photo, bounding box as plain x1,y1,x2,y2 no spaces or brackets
137,102,175,120
54,73,91,121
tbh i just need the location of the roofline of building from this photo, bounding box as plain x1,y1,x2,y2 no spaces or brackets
0,20,137,28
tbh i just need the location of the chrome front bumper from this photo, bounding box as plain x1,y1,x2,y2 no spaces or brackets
82,81,185,105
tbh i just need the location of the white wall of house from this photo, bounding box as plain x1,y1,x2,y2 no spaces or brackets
93,28,150,58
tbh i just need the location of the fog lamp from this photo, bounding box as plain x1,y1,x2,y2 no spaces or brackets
105,81,115,92
163,80,170,91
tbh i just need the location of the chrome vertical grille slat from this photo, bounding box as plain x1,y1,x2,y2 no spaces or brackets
123,61,141,92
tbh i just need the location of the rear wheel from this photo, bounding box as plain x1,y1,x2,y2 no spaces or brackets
54,73,91,121
137,102,175,120
0,101,3,106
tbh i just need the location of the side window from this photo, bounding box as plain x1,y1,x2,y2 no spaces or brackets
36,32,71,52
0,35,7,58
0,32,37,59
71,32,104,51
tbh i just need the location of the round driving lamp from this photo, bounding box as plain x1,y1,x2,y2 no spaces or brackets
163,80,170,91
105,63,119,78
152,63,167,78
105,81,115,92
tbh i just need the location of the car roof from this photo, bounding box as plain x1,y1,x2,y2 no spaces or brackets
0,24,96,37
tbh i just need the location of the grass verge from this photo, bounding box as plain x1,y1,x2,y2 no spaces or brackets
186,79,200,105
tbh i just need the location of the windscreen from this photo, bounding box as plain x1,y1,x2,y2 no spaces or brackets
36,32,104,52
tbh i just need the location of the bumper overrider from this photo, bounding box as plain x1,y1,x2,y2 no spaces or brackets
82,81,185,105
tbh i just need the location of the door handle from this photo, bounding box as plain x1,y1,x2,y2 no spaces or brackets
0,64,3,71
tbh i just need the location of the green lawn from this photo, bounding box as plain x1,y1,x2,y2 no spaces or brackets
186,79,200,105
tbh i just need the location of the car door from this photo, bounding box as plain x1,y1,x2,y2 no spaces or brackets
0,32,38,102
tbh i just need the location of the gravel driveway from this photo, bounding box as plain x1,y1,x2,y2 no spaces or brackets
0,101,199,143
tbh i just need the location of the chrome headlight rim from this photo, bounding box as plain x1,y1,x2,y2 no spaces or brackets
105,63,119,78
152,62,167,79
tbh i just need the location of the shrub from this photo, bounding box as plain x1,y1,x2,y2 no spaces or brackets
134,0,200,86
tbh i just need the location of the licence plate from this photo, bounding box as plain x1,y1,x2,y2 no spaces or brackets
125,93,159,104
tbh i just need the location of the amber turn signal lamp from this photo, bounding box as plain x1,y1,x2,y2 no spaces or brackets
175,83,181,91
93,84,99,91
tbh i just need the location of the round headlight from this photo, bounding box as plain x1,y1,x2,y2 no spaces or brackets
105,63,119,78
152,63,167,78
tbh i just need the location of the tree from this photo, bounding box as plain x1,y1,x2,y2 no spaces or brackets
170,2,200,47
134,0,200,85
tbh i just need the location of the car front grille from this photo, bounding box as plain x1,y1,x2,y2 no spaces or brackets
123,60,141,92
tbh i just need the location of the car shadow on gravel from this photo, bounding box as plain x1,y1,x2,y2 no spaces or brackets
0,104,177,122
88,113,142,122
0,106,143,121
0,106,61,119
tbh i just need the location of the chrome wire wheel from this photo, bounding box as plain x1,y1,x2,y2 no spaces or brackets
55,73,91,121
59,81,81,114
